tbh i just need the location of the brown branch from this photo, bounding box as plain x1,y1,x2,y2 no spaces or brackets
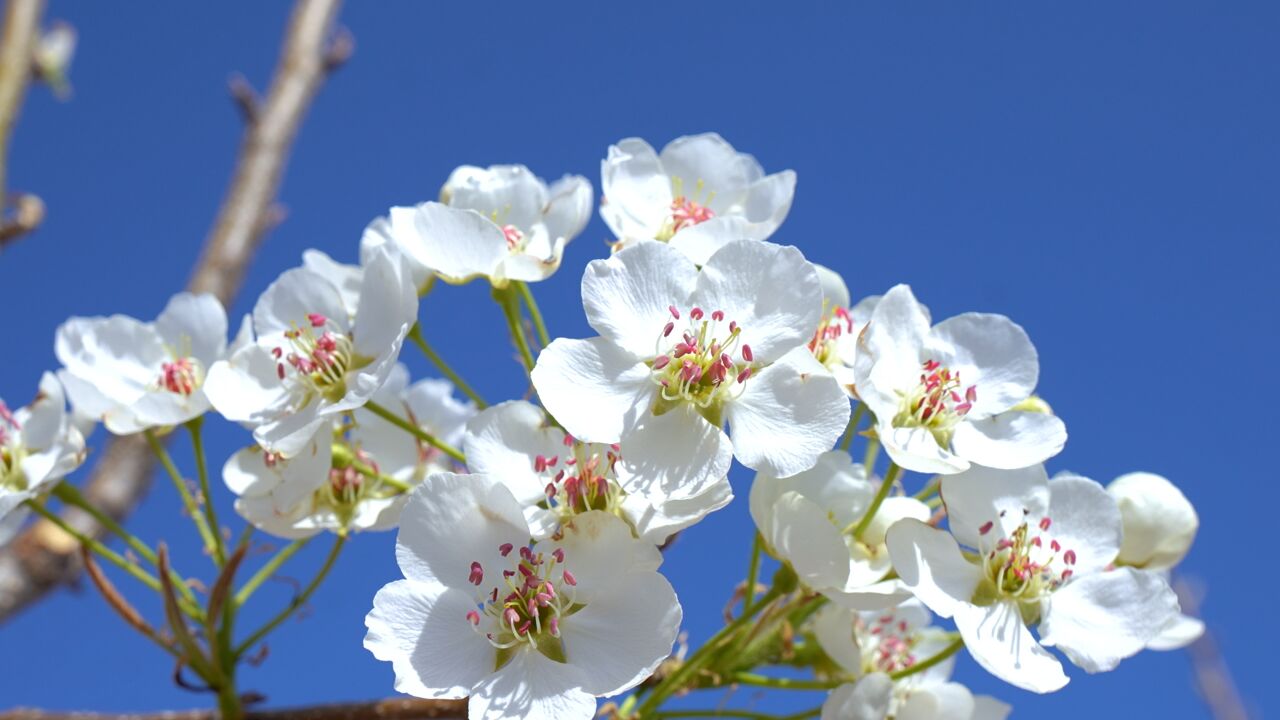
0,0,348,623
1174,578,1251,720
0,0,46,246
0,698,467,720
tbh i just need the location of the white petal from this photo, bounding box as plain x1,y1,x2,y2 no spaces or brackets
203,344,289,424
530,337,652,444
728,348,850,477
897,682,975,720
469,650,596,720
1107,472,1198,570
884,519,981,619
252,267,349,341
154,292,228,366
752,451,875,532
616,408,731,502
1046,474,1122,574
858,495,931,549
581,241,696,359
443,164,547,230
561,571,681,696
853,285,932,419
1039,567,1180,673
353,247,418,359
659,133,752,210
693,241,822,364
767,491,854,592
364,580,493,699
361,209,434,291
404,377,475,447
971,696,1013,720
811,603,862,676
941,464,1051,549
814,264,851,310
736,170,796,239
302,249,362,320
1147,612,1205,651
55,315,164,405
410,202,509,283
543,175,593,243
553,511,662,601
927,313,1038,418
879,424,970,476
951,411,1067,470
464,401,564,505
600,137,670,239
953,601,1068,694
625,475,733,545
821,675,893,720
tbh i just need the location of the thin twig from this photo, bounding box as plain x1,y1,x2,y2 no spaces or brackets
1174,577,1251,720
0,0,46,245
0,0,349,624
0,698,467,720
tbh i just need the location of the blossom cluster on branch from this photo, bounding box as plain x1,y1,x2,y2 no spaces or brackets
0,133,1201,720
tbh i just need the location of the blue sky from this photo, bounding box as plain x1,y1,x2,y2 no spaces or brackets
1,2,1275,717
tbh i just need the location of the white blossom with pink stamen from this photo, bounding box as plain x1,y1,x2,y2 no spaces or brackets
885,464,1181,693
810,264,883,399
55,292,246,434
600,133,796,265
463,400,732,545
364,473,679,720
532,240,850,500
0,373,87,523
853,284,1067,475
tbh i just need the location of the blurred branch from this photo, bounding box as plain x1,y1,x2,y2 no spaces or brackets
0,0,46,246
1174,578,1250,720
0,0,350,623
0,699,467,720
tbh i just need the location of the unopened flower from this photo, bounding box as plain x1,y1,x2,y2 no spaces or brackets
364,473,680,720
361,164,592,288
204,247,418,456
0,373,86,522
464,401,732,544
532,240,850,500
750,451,927,609
56,292,244,434
600,133,796,265
886,465,1180,693
853,284,1066,475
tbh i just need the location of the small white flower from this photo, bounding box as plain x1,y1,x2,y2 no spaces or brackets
351,363,475,484
204,247,418,456
813,601,1010,720
464,400,732,544
750,451,927,609
809,265,881,398
1107,471,1203,651
600,133,796,265
886,465,1180,693
853,284,1067,475
0,373,87,522
364,473,680,720
361,164,592,288
56,292,244,434
532,240,850,499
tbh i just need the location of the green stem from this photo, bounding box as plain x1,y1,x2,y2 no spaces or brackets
635,588,784,717
216,681,244,720
364,400,466,464
351,460,413,493
234,537,311,607
234,534,346,659
862,435,881,471
144,429,220,564
187,418,226,566
516,281,551,349
913,477,940,502
851,462,901,539
23,499,203,620
407,324,488,409
494,284,537,372
890,634,964,680
729,672,840,691
742,532,763,614
839,403,865,451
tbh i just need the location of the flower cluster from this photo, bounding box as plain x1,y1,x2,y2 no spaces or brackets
5,133,1202,720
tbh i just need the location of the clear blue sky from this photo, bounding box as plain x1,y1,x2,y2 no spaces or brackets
1,3,1274,717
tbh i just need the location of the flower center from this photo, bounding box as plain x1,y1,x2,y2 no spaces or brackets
501,224,528,253
536,435,628,522
893,360,977,446
467,543,581,667
858,613,920,674
273,314,357,403
809,305,854,368
973,511,1077,620
656,177,716,241
649,306,754,424
0,403,27,492
157,356,203,396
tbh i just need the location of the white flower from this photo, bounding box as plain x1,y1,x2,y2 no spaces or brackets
55,292,243,434
204,247,418,456
886,464,1181,693
351,363,475,484
809,265,881,398
364,473,680,720
361,164,592,287
1,373,87,521
464,400,732,544
600,133,796,265
750,451,926,609
853,284,1067,475
1107,471,1203,650
813,601,1010,720
532,240,850,499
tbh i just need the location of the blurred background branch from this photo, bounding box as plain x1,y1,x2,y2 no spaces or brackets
0,0,47,246
0,698,467,720
1175,578,1251,720
0,0,349,623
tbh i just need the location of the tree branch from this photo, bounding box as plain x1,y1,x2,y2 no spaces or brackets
0,0,349,623
0,698,467,720
0,0,46,246
1174,578,1250,720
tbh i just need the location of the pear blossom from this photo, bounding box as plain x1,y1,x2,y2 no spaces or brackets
204,247,418,457
532,240,850,500
351,363,474,485
0,373,87,522
55,292,244,434
364,473,679,720
809,265,881,398
360,164,592,288
812,601,1010,720
1107,471,1204,650
464,400,732,544
886,464,1181,693
600,133,796,265
750,451,927,609
853,284,1066,475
